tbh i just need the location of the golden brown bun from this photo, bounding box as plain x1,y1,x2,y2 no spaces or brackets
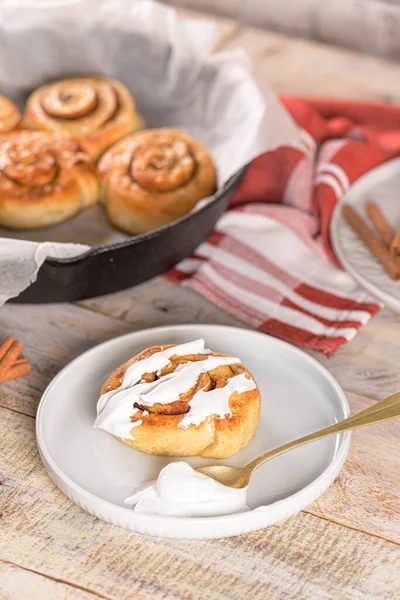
23,77,145,160
0,94,21,133
0,130,100,230
101,344,261,458
97,128,217,234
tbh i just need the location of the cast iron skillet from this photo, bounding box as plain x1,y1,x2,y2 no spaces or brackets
12,166,247,304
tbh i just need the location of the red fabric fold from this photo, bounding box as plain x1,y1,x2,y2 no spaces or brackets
166,97,394,354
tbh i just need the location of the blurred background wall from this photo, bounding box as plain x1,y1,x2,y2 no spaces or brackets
165,0,400,60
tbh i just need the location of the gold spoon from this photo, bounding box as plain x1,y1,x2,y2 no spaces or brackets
196,391,400,489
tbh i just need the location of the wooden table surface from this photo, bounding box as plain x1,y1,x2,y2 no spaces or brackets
1,9,400,600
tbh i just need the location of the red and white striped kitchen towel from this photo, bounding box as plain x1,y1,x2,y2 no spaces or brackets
167,98,400,354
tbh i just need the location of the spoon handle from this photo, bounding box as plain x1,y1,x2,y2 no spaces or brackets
245,391,400,475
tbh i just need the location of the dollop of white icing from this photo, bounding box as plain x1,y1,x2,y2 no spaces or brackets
94,338,256,439
124,462,249,517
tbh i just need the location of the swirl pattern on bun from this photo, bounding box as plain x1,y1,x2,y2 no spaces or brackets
23,77,145,160
98,128,217,234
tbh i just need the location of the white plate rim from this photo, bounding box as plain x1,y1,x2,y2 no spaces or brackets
330,157,400,311
36,324,351,539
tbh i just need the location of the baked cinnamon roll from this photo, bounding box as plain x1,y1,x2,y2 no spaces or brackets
0,131,99,229
23,77,145,160
94,339,260,459
0,94,21,133
98,128,217,234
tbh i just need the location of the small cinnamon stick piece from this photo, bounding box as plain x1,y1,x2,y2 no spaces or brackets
0,336,15,362
342,204,400,281
0,361,31,382
0,336,30,383
14,357,29,367
0,338,24,380
390,226,400,257
366,203,394,247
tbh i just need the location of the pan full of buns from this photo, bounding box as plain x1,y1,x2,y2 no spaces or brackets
0,76,245,303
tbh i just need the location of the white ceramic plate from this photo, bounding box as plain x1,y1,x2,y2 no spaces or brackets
331,158,400,311
36,325,350,540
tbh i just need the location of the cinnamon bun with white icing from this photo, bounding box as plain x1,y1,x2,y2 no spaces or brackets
97,128,217,234
94,339,260,459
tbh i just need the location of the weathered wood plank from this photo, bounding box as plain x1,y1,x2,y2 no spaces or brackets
0,303,132,417
313,307,400,401
0,560,106,600
79,279,243,329
0,404,399,600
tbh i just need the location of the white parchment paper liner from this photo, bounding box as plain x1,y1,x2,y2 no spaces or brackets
0,0,300,304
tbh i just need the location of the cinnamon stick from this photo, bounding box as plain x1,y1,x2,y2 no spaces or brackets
366,203,394,247
390,226,400,256
14,357,29,367
0,336,15,361
0,336,30,383
0,361,31,382
342,204,400,281
0,338,23,380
